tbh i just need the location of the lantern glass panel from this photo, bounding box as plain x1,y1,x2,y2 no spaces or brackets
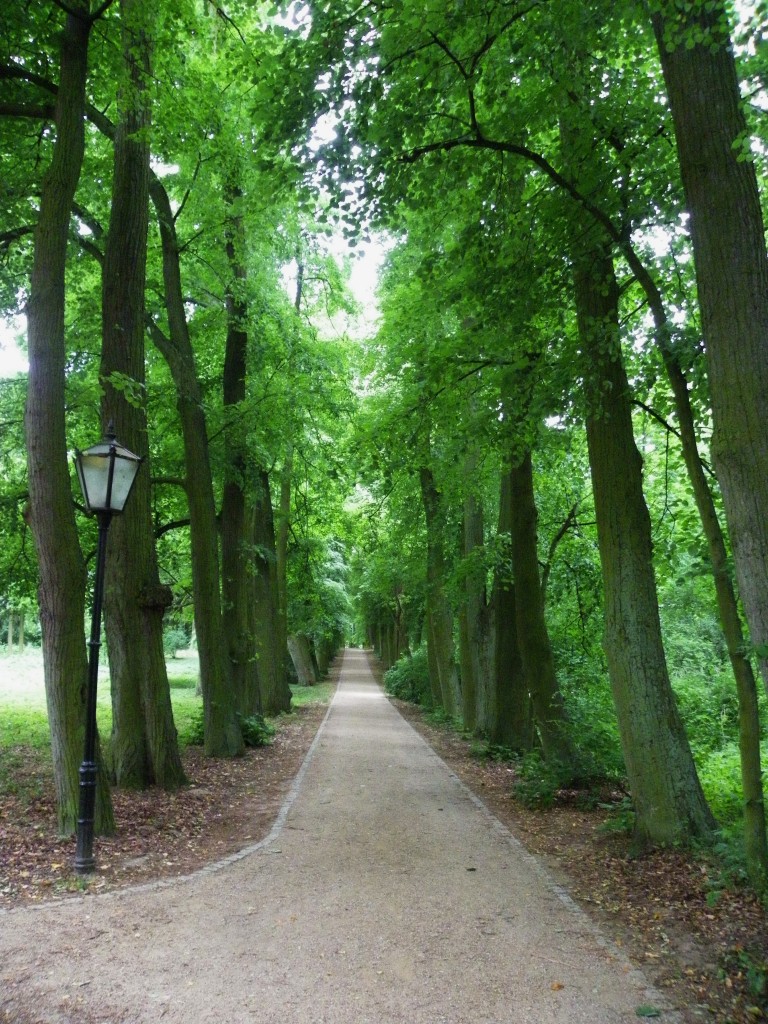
75,438,141,513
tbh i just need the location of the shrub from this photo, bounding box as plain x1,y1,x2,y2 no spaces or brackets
671,669,740,754
697,742,749,826
383,647,431,706
512,751,569,809
163,626,188,659
185,708,275,748
237,713,275,748
470,741,516,763
186,706,205,746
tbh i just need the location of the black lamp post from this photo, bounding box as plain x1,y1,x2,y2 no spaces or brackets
73,424,142,874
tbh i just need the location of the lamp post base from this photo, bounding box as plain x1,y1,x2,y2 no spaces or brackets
74,759,97,874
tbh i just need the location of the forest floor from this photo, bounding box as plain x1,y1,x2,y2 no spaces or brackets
1,656,767,1023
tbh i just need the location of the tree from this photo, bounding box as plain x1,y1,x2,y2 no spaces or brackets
100,0,184,790
20,1,117,835
570,221,715,845
148,176,244,758
649,3,768,691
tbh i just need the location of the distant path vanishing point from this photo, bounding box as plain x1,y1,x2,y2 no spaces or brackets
0,648,681,1023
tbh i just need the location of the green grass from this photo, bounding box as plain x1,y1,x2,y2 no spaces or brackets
289,681,335,708
0,655,337,789
0,705,52,752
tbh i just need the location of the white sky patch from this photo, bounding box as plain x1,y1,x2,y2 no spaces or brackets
0,315,29,377
151,159,180,177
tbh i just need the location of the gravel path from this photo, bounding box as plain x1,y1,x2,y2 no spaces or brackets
0,649,681,1023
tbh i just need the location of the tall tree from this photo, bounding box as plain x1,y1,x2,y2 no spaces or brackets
23,0,115,835
649,2,768,700
221,175,260,716
100,0,184,790
148,176,243,758
420,463,462,718
508,449,576,767
571,224,715,845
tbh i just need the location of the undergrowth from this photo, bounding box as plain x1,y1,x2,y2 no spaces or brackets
383,648,431,706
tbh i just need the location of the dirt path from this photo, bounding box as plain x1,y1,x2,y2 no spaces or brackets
0,649,680,1023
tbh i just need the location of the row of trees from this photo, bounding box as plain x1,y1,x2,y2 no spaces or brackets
303,0,768,883
0,1,353,834
2,0,768,893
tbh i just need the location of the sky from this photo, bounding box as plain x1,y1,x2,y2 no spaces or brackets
0,238,387,379
0,317,27,378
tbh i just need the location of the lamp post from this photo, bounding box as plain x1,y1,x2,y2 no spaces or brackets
73,424,142,874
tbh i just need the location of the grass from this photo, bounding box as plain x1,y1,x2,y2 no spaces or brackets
0,649,336,796
289,680,335,708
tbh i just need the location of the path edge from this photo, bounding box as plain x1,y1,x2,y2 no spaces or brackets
0,673,343,917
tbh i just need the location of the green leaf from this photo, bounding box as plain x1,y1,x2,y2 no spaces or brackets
635,1007,661,1018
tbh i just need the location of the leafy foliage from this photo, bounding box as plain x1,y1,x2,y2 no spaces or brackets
383,648,431,707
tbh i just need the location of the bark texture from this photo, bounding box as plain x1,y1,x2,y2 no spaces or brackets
24,4,114,835
630,261,767,881
651,4,768,693
419,467,461,718
148,179,243,758
574,239,714,845
489,467,532,751
275,450,293,689
252,470,292,714
509,452,575,767
288,633,317,686
101,0,183,790
459,482,493,734
221,180,260,717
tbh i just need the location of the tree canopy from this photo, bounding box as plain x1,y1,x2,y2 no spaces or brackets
2,0,768,884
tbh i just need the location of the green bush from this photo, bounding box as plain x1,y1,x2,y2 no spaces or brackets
163,626,189,659
186,706,205,746
470,741,516,763
185,708,276,748
671,670,740,754
237,713,275,747
697,742,749,825
383,647,431,706
512,751,569,809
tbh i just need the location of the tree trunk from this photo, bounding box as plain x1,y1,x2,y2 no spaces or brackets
573,237,714,845
509,451,575,767
220,179,259,718
650,4,768,694
419,467,461,718
252,469,292,714
489,467,533,751
101,0,184,790
649,3,768,880
288,633,316,686
24,4,114,836
148,178,242,758
630,267,768,883
459,482,494,734
275,449,292,689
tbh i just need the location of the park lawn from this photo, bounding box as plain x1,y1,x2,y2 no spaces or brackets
0,648,334,800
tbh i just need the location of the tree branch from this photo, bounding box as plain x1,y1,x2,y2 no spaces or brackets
0,102,55,119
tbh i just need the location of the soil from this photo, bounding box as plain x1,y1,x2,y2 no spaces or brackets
1,654,767,1023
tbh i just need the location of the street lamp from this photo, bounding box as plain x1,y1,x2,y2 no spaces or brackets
73,424,142,874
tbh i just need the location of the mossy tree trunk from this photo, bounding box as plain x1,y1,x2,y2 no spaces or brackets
24,3,114,835
419,466,461,719
252,469,292,714
489,466,533,751
509,451,575,768
101,0,184,790
573,235,715,846
148,179,243,759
